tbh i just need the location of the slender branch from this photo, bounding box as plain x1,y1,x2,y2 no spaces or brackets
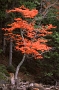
39,0,43,15
34,0,58,25
21,29,26,46
43,15,59,19
15,54,26,80
42,0,58,17
15,29,26,80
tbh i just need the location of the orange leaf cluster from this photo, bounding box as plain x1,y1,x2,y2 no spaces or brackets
38,24,56,37
2,18,34,32
6,5,38,18
15,36,52,59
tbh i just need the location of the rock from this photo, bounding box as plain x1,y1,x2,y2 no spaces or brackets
9,73,15,85
28,83,45,90
33,88,39,90
33,83,45,90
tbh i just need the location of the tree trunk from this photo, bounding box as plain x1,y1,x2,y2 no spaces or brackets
15,54,26,84
9,38,13,66
15,30,26,85
3,35,6,53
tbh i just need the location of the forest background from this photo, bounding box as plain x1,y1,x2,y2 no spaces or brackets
0,0,59,85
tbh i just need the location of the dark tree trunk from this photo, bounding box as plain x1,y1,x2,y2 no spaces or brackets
9,38,13,66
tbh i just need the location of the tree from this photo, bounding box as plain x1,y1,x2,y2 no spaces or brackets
2,5,56,85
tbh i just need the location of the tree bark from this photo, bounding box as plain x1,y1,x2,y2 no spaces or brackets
15,30,26,85
3,35,6,53
15,54,26,84
9,38,13,66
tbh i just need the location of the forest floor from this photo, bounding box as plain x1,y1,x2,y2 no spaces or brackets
0,52,59,89
0,52,35,82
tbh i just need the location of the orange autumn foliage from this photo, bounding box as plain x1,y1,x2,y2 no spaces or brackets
15,23,56,59
6,5,38,18
15,34,51,59
2,5,56,59
2,18,34,32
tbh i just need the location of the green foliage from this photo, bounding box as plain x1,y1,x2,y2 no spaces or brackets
0,65,8,75
0,72,7,80
46,31,59,50
44,72,53,77
0,11,6,20
20,66,27,72
0,65,9,80
43,50,59,79
47,8,58,19
7,65,15,73
0,49,3,53
42,8,59,26
18,0,37,9
52,32,59,46
41,6,59,81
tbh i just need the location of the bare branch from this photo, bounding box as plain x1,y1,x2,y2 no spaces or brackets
34,0,58,25
42,0,58,17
